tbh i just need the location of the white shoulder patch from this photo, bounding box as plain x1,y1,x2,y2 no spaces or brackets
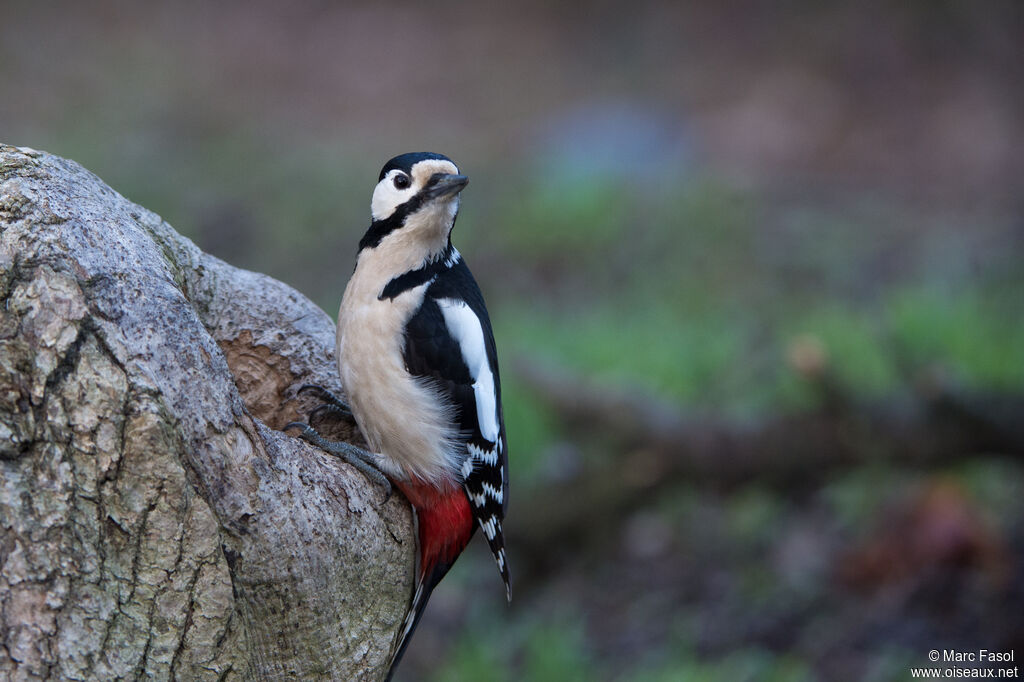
436,298,500,443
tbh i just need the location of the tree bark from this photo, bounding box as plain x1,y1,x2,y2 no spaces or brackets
0,145,412,681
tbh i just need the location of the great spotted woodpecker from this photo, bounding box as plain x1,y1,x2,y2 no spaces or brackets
287,152,509,679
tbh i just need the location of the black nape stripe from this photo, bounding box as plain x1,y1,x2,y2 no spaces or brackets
379,245,458,300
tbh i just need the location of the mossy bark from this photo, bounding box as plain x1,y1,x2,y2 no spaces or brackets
0,145,412,681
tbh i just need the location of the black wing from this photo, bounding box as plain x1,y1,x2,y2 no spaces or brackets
403,258,510,589
387,257,511,681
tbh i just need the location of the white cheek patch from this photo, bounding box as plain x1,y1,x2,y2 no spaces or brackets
371,170,415,220
436,298,500,443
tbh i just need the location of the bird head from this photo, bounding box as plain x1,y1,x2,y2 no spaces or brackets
360,152,468,255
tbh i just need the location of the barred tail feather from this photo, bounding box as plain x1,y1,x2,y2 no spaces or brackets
464,438,511,601
479,513,511,602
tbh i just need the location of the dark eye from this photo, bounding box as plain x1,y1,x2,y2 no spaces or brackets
393,173,411,190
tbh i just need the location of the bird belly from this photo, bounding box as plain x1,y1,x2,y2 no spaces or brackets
337,279,462,486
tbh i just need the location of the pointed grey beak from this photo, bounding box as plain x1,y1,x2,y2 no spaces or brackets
423,173,469,200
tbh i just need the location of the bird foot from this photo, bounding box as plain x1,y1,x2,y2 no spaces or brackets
298,384,354,419
284,421,392,499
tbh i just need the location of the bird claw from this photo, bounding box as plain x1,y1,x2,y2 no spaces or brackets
309,403,353,424
297,384,353,417
284,421,392,497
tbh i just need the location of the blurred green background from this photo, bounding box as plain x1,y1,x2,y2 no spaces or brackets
4,1,1023,680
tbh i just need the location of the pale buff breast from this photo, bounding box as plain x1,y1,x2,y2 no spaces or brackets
336,242,462,485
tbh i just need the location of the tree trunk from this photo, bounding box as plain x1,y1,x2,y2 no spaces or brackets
0,145,412,681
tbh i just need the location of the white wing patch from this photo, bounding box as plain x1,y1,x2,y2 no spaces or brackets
436,298,500,442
